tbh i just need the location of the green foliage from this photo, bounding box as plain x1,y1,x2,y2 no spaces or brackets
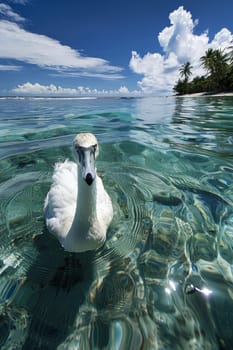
173,46,233,95
179,62,193,83
173,79,187,95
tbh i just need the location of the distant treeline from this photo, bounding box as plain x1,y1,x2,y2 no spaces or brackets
173,44,233,95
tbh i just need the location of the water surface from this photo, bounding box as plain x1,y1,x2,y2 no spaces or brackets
0,96,233,349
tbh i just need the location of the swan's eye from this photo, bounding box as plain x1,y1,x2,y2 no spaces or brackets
93,144,97,153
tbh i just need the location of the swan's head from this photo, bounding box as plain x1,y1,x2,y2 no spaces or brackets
73,133,99,186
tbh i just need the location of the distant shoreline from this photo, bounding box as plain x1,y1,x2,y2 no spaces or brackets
173,91,233,97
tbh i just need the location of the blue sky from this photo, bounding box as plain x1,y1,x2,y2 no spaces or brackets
0,0,232,96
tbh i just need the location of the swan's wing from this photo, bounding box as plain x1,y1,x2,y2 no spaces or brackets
44,160,77,239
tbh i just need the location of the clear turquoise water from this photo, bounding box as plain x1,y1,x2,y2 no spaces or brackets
0,96,233,349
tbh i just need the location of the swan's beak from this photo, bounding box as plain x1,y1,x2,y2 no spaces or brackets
81,147,96,186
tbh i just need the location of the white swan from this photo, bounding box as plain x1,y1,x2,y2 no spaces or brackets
44,133,113,252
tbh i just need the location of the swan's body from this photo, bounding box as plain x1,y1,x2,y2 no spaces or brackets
44,133,113,252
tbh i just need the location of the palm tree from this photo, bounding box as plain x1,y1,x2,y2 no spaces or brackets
201,48,229,91
227,39,233,65
179,62,193,83
227,41,233,91
200,48,216,76
228,39,233,90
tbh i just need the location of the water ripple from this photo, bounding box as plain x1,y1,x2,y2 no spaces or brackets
1,97,233,349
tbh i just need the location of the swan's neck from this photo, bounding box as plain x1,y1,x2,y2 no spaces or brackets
76,166,97,220
63,166,96,247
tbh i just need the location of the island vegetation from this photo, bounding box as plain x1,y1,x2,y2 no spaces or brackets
173,42,233,95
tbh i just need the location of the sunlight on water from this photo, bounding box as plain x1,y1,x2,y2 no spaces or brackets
0,96,233,349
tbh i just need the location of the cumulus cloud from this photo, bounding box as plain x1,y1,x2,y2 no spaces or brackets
12,82,84,95
0,20,123,78
130,6,233,94
12,82,139,96
211,28,233,50
118,86,130,94
0,3,25,22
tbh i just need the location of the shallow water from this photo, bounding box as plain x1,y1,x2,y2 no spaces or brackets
0,96,233,349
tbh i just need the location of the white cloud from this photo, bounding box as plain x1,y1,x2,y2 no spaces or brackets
0,64,21,70
0,20,123,78
12,82,140,96
130,6,233,94
50,71,124,80
12,82,82,95
210,28,233,50
0,3,25,22
118,86,129,94
8,0,28,4
158,7,209,65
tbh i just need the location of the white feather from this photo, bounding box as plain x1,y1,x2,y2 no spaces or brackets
44,161,77,238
